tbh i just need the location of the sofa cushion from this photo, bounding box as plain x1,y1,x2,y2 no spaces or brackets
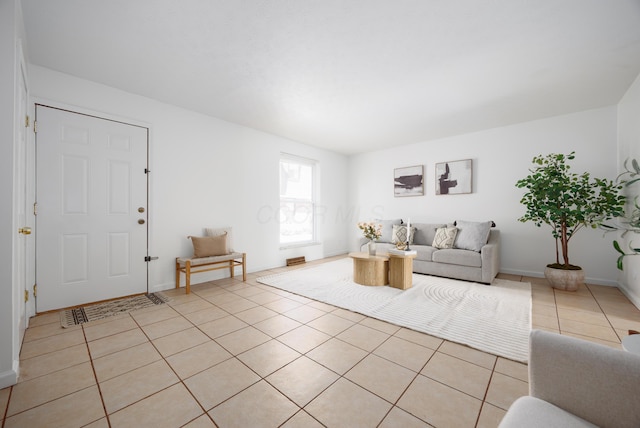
432,248,482,267
374,219,402,243
454,220,492,252
499,396,597,428
392,224,415,245
433,227,458,249
412,223,447,246
413,245,439,262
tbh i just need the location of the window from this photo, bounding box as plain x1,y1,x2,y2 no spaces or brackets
279,154,317,246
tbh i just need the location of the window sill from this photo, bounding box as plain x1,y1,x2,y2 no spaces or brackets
279,241,321,250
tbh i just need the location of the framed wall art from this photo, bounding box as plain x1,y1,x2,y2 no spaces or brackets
394,165,424,197
435,159,472,195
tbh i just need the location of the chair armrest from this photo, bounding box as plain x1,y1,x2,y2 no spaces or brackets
529,330,640,428
480,229,500,283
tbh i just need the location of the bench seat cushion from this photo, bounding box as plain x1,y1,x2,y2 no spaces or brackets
177,252,244,267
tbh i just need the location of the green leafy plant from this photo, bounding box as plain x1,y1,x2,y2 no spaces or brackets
601,158,640,270
516,152,625,269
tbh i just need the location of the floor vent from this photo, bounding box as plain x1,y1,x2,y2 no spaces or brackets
286,256,306,266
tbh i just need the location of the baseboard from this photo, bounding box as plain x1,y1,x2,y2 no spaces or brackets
618,282,640,310
0,362,18,389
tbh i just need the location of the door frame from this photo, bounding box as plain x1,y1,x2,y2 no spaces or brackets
33,101,152,311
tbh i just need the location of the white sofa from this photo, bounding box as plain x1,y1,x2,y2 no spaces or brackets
360,220,500,284
500,330,640,428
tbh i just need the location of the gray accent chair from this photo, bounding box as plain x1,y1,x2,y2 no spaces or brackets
499,330,640,428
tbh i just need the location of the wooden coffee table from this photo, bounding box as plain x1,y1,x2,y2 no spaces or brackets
388,252,417,290
349,252,389,286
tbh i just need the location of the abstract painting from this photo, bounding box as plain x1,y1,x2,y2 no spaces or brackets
394,165,424,197
435,159,472,195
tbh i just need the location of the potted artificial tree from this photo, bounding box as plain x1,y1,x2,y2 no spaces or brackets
516,152,625,291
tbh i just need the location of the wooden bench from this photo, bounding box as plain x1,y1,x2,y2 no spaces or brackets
175,252,246,294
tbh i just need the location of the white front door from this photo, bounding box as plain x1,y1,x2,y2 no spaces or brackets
36,106,149,312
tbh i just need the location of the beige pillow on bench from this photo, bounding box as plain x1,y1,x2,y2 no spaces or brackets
189,233,229,258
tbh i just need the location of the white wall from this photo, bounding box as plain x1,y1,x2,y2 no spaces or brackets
348,106,621,285
617,73,640,306
29,66,350,291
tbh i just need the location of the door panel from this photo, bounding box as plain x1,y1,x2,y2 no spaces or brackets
36,106,148,311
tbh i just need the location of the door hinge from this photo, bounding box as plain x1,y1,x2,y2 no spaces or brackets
25,115,30,128
33,284,37,298
144,256,159,262
144,168,150,174
33,120,37,133
33,202,38,216
24,290,29,302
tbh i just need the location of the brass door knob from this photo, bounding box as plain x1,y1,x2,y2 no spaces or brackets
19,227,32,235
138,219,145,225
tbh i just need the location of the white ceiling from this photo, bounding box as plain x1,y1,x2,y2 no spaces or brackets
22,0,640,155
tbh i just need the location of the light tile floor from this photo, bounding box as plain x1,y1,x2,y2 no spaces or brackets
2,255,639,427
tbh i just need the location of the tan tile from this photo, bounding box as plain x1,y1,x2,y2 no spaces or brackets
164,291,204,305
379,406,432,427
172,299,215,315
234,306,278,324
360,317,401,335
477,403,507,428
307,300,337,312
18,343,89,381
532,313,559,330
88,328,149,359
83,417,110,428
281,410,325,428
277,325,331,354
0,387,10,417
331,308,366,322
141,316,193,340
283,305,327,323
495,358,529,382
185,358,260,410
438,341,497,369
215,326,271,355
246,291,284,305
559,318,619,342
485,372,529,410
130,305,181,326
562,332,622,348
397,375,481,427
263,297,304,313
394,328,444,350
209,380,298,427
307,338,368,375
232,285,267,298
108,383,203,428
215,297,259,314
27,312,61,328
237,340,301,377
183,414,217,428
374,336,435,372
306,378,392,427
253,314,302,337
555,295,601,312
346,354,416,403
421,352,492,399
557,307,610,326
100,359,179,414
83,316,139,342
607,314,640,332
4,385,104,428
8,362,96,416
336,324,390,352
266,356,339,406
198,315,248,339
152,327,210,357
23,321,80,342
183,307,229,325
199,291,241,305
93,341,162,382
166,341,232,379
306,313,355,336
531,303,557,317
496,273,522,281
19,329,85,360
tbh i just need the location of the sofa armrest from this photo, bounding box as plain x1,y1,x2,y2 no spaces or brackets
528,330,640,428
480,229,500,283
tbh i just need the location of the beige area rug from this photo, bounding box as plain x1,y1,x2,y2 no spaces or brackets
60,293,169,328
258,259,531,362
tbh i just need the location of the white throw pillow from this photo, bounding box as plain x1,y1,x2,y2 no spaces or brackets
432,227,458,249
392,224,415,244
454,220,492,252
